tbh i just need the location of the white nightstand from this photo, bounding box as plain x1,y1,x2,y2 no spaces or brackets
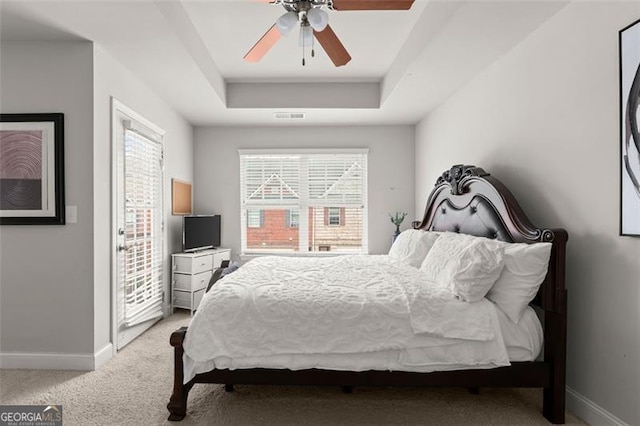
171,248,231,315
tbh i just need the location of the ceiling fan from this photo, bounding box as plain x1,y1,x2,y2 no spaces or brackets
245,0,415,67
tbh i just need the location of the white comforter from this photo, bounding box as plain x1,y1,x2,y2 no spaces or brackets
183,255,509,366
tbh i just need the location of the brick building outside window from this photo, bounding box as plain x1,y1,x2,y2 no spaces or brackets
240,149,368,254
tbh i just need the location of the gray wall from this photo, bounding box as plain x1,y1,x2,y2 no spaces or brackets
0,41,95,354
194,126,415,258
0,41,193,365
92,46,193,354
415,2,640,424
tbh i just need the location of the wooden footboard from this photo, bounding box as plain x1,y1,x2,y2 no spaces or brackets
166,324,565,423
167,327,192,421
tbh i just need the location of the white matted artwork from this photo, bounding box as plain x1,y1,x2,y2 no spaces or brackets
620,18,640,236
0,113,65,225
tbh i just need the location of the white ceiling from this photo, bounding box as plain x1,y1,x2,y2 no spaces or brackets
0,0,570,126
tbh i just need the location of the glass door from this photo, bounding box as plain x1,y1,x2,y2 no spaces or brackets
113,100,165,350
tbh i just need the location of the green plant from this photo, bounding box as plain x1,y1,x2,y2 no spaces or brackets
389,212,407,227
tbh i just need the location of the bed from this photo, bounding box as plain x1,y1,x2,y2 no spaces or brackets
167,164,568,424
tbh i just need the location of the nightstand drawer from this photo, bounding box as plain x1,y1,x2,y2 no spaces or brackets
171,249,231,315
193,288,206,311
173,270,212,292
173,254,213,274
172,290,191,309
174,288,206,311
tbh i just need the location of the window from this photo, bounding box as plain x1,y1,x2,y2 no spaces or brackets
122,127,164,328
287,209,299,228
240,149,368,255
327,207,341,226
247,209,262,228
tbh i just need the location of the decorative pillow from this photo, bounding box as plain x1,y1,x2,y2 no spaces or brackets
221,261,241,277
419,232,505,303
486,242,551,324
388,230,440,268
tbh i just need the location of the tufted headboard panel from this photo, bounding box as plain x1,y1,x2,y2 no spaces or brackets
413,165,568,314
429,197,512,242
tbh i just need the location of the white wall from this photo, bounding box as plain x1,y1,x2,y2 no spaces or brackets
0,42,95,356
93,46,193,355
194,126,415,258
415,2,640,424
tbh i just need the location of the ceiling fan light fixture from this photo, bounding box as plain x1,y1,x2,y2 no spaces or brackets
307,8,329,31
275,11,298,36
299,24,314,47
247,0,417,66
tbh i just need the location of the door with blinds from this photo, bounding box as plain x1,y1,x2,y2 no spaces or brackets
113,100,165,350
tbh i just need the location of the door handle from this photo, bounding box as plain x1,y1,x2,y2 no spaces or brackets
118,244,131,252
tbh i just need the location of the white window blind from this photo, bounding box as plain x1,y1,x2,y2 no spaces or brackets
308,154,366,207
242,155,300,205
123,127,164,326
239,149,368,255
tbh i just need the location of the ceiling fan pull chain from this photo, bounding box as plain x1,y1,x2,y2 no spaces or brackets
302,27,306,66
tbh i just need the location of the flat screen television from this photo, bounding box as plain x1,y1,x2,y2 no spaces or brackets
182,215,221,253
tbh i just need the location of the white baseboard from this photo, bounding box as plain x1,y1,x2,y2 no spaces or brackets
566,386,628,426
93,343,113,370
0,343,113,371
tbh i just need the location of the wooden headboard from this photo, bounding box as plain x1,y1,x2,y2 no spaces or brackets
412,165,569,422
412,164,568,314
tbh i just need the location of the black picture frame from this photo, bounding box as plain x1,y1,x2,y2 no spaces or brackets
620,18,640,236
0,113,65,225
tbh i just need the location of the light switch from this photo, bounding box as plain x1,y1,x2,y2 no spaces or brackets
66,206,77,224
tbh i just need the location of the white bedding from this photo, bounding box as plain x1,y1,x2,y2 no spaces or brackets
182,255,541,383
183,305,542,382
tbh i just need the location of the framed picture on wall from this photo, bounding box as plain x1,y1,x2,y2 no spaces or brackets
172,179,192,215
0,113,65,225
620,18,640,236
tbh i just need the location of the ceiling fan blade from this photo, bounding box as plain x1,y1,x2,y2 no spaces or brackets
244,24,282,63
331,0,414,10
314,25,351,67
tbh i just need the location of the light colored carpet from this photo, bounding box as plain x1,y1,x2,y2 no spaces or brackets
0,312,584,425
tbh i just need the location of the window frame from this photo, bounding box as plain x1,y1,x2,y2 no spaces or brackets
247,209,263,228
239,149,368,256
287,209,299,228
327,207,341,226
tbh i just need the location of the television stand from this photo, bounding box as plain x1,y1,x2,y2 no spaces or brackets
171,248,231,315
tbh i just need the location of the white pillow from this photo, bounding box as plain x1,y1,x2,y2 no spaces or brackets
419,232,505,303
486,241,552,324
388,230,440,268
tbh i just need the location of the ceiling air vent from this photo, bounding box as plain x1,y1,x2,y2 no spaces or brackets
273,112,306,120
